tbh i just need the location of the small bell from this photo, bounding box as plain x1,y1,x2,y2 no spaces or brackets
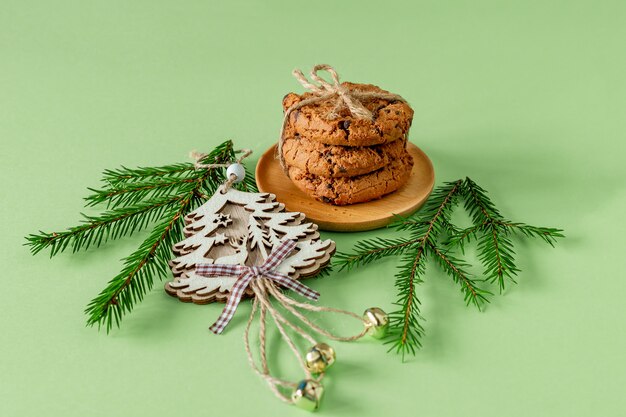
304,343,336,374
363,307,389,339
292,379,324,411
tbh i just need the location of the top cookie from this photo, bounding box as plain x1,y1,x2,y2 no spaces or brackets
282,82,413,147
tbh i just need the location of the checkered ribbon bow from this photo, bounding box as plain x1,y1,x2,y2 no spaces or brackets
195,239,320,334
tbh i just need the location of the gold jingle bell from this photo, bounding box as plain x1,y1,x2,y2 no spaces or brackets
304,343,336,374
363,307,389,339
292,379,324,411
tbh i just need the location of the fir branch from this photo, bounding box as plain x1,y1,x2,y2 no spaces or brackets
459,177,563,291
27,139,256,329
89,141,255,209
336,180,464,357
387,249,426,357
88,151,258,209
478,226,519,290
387,180,463,357
85,177,198,208
241,168,258,193
335,237,422,271
495,221,564,246
25,194,186,256
337,177,562,357
461,177,502,221
428,242,491,309
102,163,196,186
460,177,511,290
84,141,246,329
445,223,481,252
26,141,251,258
393,180,463,245
85,197,194,331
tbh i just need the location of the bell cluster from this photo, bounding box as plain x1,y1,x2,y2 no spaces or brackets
291,307,389,411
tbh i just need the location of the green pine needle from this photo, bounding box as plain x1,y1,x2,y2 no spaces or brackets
85,198,193,331
26,194,188,256
26,139,259,329
85,177,198,208
102,163,195,186
337,180,464,358
386,249,427,357
459,177,564,291
335,177,563,357
335,237,422,271
428,242,491,309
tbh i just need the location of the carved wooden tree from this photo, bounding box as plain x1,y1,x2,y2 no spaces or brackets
248,215,271,260
166,188,335,304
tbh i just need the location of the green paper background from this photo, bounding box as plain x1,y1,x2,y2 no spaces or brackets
1,1,625,416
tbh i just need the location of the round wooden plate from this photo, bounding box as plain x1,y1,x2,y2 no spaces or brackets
255,142,435,232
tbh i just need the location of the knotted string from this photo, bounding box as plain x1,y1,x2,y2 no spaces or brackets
190,148,252,192
277,64,407,173
244,278,370,404
195,239,372,404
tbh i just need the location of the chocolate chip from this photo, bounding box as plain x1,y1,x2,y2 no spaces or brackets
340,120,351,130
338,166,347,173
322,197,333,203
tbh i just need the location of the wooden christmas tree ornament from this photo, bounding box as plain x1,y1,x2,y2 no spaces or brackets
165,187,335,304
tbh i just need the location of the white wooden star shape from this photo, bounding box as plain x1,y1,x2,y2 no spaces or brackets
214,213,232,228
213,232,228,246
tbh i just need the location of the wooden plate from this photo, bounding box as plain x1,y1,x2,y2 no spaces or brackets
255,142,435,232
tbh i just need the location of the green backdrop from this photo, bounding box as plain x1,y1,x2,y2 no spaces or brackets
2,1,625,416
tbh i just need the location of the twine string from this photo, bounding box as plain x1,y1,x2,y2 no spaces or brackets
243,296,294,403
266,279,370,342
257,278,318,346
277,64,407,173
190,148,252,193
258,300,270,375
242,276,370,404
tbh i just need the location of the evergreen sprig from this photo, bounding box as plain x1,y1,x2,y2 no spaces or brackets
85,201,192,330
102,163,195,186
26,194,187,256
455,178,563,290
26,140,258,330
336,177,563,358
85,178,198,208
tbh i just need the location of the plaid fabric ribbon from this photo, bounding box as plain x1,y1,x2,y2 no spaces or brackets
196,239,320,334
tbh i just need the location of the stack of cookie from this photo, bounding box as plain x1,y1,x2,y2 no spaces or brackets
281,82,414,205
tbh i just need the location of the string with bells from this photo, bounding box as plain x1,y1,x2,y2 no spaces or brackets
244,278,389,411
191,152,390,411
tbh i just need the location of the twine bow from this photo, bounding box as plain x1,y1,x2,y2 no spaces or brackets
196,239,320,334
277,64,407,173
292,64,374,121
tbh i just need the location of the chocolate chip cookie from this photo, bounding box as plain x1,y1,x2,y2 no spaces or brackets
288,151,414,205
282,136,407,178
282,82,413,147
